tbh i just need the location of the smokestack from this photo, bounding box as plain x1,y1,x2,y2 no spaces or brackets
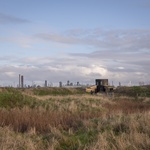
67,80,70,86
59,81,62,87
45,80,47,87
21,75,24,88
19,74,21,88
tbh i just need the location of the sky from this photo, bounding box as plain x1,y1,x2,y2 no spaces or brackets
0,0,150,87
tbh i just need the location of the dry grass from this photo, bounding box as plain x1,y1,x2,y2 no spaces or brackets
88,112,150,150
0,87,150,149
0,126,58,150
103,100,150,114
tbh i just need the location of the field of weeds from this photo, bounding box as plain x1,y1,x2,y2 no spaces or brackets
0,87,150,150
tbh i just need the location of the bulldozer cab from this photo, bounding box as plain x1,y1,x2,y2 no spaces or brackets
95,79,108,92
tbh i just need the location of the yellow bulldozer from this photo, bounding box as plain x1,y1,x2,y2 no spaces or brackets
86,85,97,94
86,79,115,94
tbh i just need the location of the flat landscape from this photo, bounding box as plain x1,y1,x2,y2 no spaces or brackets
0,86,150,150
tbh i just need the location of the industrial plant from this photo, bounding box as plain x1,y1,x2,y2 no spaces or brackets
0,74,148,94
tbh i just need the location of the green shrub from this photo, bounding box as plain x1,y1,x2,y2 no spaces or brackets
0,88,37,109
33,88,84,96
56,129,98,150
115,86,150,98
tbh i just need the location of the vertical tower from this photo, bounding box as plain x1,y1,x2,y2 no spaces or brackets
59,81,62,87
45,80,47,87
21,75,24,88
67,80,70,86
19,74,21,88
119,82,121,86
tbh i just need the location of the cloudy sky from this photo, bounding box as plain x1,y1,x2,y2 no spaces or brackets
0,0,150,87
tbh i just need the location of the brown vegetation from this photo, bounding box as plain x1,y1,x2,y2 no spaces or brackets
0,87,150,149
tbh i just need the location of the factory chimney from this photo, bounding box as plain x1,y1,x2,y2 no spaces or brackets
21,75,24,88
19,74,21,88
45,80,47,87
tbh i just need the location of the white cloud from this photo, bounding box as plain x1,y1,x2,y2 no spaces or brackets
4,71,16,77
0,53,149,86
79,65,107,76
0,28,150,86
35,29,150,51
117,67,124,70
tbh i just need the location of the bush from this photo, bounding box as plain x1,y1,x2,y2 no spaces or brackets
115,86,150,98
0,88,37,109
33,87,84,96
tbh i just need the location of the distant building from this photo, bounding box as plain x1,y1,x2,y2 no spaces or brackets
21,75,24,88
59,81,62,87
45,80,47,87
67,80,70,86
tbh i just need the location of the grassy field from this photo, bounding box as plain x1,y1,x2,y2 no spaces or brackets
0,87,150,150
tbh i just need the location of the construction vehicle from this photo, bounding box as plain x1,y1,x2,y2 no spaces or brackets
85,85,97,94
86,79,115,94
